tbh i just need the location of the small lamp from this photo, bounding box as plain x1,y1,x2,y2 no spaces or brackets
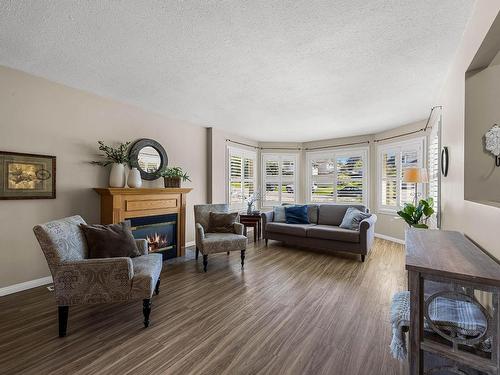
403,167,428,206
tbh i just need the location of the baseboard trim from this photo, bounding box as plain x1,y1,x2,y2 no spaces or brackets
185,241,195,248
0,276,53,297
375,233,405,245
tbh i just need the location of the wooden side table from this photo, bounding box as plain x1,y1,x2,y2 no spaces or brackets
239,214,262,242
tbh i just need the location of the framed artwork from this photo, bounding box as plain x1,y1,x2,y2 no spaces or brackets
0,151,56,200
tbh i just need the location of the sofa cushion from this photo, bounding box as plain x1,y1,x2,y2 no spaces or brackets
306,225,360,243
80,222,141,259
318,204,367,226
207,211,238,233
339,207,372,230
307,204,319,224
273,206,287,223
285,205,310,224
266,222,315,237
200,232,247,254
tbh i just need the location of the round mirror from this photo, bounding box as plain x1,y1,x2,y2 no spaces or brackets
129,139,168,180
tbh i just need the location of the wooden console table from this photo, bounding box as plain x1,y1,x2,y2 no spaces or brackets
94,188,192,257
406,229,500,375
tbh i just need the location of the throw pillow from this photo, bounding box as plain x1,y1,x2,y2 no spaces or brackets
339,207,371,230
207,211,238,233
285,205,310,224
80,222,141,259
273,206,287,223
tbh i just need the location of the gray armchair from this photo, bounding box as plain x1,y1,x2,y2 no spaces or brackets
33,215,162,337
194,204,247,272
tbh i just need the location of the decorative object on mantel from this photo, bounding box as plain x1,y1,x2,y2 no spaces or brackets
159,166,191,188
0,151,56,200
127,167,142,188
485,124,500,167
441,146,449,177
245,190,261,214
397,197,434,229
129,138,168,180
91,141,131,188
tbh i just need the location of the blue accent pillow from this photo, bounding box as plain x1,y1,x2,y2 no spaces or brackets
339,207,371,230
285,205,310,224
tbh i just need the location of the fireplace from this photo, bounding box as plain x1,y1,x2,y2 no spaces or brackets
128,214,177,260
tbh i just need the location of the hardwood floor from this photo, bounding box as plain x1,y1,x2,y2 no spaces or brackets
0,238,408,375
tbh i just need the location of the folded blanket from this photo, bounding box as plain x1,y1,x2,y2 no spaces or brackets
390,291,489,361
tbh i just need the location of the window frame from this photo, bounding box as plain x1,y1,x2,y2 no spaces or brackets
305,146,369,206
261,153,299,208
376,137,426,214
226,146,258,211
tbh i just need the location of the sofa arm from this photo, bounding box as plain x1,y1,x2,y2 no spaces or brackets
261,211,274,239
233,222,244,235
359,214,377,254
53,257,134,306
135,239,148,255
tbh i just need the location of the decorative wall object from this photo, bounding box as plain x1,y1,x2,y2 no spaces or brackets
129,139,168,180
441,146,449,177
0,151,56,199
485,124,500,167
127,167,142,188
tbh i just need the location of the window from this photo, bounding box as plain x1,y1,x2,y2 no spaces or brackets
377,138,425,212
228,147,257,210
427,114,441,228
262,153,298,206
307,148,368,205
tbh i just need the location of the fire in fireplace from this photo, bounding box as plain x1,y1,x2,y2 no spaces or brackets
128,214,177,260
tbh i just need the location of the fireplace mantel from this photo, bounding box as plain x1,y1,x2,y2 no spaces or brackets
94,187,193,257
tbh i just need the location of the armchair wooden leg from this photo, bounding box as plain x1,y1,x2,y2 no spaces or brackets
241,250,245,268
143,299,152,328
195,247,199,260
361,254,366,262
155,278,160,295
203,254,208,272
265,239,268,246
227,251,230,255
58,306,69,337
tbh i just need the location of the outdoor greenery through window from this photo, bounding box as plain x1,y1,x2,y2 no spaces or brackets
378,138,424,211
262,153,297,206
307,148,368,204
228,147,257,210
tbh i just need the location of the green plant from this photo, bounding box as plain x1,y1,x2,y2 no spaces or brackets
91,141,131,166
159,166,191,182
397,198,435,229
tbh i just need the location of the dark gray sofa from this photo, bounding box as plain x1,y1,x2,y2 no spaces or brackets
261,204,377,262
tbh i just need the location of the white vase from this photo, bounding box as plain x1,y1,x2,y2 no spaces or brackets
109,163,126,188
127,167,142,188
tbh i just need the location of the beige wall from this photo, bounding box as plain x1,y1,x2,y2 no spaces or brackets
0,66,207,288
439,1,500,258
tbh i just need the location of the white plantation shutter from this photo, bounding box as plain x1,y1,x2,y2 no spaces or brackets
428,113,441,228
262,154,297,206
307,149,368,205
378,138,424,211
228,147,257,210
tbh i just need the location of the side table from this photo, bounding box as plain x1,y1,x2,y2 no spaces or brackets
239,214,262,242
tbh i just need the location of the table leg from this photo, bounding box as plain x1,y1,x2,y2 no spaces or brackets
409,271,423,375
254,224,257,242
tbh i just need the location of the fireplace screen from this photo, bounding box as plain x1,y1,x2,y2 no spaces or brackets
128,214,177,260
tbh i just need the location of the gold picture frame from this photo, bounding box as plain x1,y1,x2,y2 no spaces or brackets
0,151,56,200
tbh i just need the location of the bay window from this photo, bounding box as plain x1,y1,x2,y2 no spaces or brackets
262,153,298,207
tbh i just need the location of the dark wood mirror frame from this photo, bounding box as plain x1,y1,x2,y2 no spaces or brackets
129,138,168,180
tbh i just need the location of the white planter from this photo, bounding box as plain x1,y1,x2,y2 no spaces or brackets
127,167,142,188
109,163,126,188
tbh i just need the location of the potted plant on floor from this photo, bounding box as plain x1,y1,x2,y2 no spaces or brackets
92,141,131,188
159,166,191,188
396,197,434,228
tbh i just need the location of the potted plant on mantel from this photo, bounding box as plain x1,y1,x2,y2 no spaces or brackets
92,141,131,188
159,166,191,188
397,197,435,228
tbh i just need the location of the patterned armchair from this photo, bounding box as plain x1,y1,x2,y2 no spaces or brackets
194,204,247,272
33,215,162,337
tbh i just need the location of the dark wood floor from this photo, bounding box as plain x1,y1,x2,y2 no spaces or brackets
0,238,407,375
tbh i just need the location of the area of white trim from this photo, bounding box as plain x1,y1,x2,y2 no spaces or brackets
185,240,196,248
375,233,405,245
0,276,53,297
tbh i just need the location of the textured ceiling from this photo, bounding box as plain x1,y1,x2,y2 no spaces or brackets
0,1,475,142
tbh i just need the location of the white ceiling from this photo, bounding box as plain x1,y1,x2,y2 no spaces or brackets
0,1,475,142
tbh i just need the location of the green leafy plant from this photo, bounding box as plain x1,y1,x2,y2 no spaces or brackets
397,198,435,229
159,166,191,181
91,141,131,166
